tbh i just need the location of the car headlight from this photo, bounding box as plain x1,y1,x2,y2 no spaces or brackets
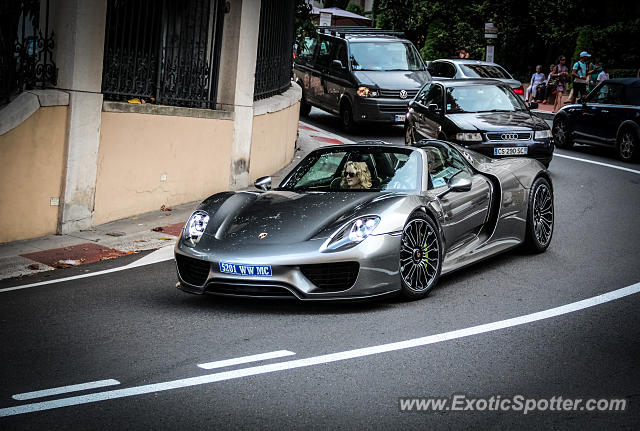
455,132,483,142
322,216,381,251
357,86,379,97
183,211,210,246
534,129,552,139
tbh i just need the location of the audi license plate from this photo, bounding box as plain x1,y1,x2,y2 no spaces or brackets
494,147,528,156
219,262,272,277
395,114,405,123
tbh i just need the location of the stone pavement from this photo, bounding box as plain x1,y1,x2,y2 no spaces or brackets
0,120,353,281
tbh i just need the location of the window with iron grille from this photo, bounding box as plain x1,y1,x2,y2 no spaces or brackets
0,0,56,105
254,0,294,101
101,0,224,109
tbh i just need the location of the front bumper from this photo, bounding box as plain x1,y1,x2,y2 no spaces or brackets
460,138,554,165
352,97,410,124
174,233,403,300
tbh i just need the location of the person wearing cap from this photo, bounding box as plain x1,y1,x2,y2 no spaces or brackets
570,51,591,103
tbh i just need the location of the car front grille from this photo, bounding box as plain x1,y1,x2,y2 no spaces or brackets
301,262,359,291
378,104,407,113
176,254,210,286
378,89,419,99
486,132,532,141
206,283,296,298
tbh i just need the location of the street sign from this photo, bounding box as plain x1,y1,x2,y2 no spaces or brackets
486,45,495,62
319,12,332,27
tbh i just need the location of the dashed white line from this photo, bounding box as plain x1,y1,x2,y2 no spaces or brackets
554,153,640,175
198,350,296,370
12,379,120,401
2,281,639,418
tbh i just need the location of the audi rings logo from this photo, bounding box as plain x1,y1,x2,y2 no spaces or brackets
501,133,519,140
399,90,408,99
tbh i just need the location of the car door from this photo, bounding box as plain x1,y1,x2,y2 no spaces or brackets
294,37,320,106
425,144,491,248
322,41,350,113
585,82,626,145
410,83,445,139
314,37,338,112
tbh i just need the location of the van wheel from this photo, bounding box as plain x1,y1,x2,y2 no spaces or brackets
299,97,311,117
340,102,355,131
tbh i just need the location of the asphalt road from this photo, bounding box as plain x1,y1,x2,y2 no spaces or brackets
1,109,640,430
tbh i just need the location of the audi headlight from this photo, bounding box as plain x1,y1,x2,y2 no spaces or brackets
183,211,210,246
357,86,379,97
455,132,483,142
322,216,381,251
534,129,552,139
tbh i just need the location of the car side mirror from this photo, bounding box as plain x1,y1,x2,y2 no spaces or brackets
448,175,472,192
254,176,272,191
332,59,345,69
427,103,441,115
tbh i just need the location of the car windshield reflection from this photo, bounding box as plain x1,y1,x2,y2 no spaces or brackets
278,148,422,193
446,85,527,113
349,42,425,72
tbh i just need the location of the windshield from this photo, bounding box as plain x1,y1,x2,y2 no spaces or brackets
446,85,527,113
350,42,425,71
279,147,422,193
460,64,512,79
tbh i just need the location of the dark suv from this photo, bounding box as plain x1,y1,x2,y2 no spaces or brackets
293,27,430,129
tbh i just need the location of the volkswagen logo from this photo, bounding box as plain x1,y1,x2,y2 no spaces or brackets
501,133,519,140
399,90,408,99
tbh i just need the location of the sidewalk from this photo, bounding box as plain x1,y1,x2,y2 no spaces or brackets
0,120,352,281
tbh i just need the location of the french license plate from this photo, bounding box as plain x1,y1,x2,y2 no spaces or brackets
494,147,528,156
395,114,405,123
219,262,272,277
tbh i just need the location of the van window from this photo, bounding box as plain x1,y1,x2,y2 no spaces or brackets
316,38,336,67
297,37,317,63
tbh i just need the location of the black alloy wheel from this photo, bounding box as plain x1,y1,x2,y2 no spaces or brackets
399,213,442,300
617,129,638,162
340,102,355,131
553,117,573,149
523,176,554,253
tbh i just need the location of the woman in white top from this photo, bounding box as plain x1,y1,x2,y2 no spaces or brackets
526,65,546,102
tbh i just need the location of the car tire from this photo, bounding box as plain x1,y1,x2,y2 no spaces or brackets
617,128,639,162
299,98,311,117
522,176,554,253
404,124,415,146
399,213,442,300
553,117,573,149
340,101,355,131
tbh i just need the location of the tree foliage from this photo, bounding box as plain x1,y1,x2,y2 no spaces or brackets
374,0,640,81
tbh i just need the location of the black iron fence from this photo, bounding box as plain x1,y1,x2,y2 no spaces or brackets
0,0,57,105
102,0,224,109
254,0,294,101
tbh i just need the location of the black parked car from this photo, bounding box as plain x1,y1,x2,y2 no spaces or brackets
552,78,640,162
405,79,554,167
293,27,430,129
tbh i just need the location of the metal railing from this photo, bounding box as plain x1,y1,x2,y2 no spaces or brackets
253,0,294,101
101,0,224,109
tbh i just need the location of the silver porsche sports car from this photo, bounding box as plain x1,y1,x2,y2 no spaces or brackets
175,140,553,300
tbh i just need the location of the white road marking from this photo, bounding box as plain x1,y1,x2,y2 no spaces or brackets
0,246,175,294
198,350,296,370
554,153,640,175
2,281,639,417
12,379,120,401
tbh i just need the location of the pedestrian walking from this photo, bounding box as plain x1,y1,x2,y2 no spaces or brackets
597,66,609,84
570,51,591,103
552,56,569,113
588,55,603,92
